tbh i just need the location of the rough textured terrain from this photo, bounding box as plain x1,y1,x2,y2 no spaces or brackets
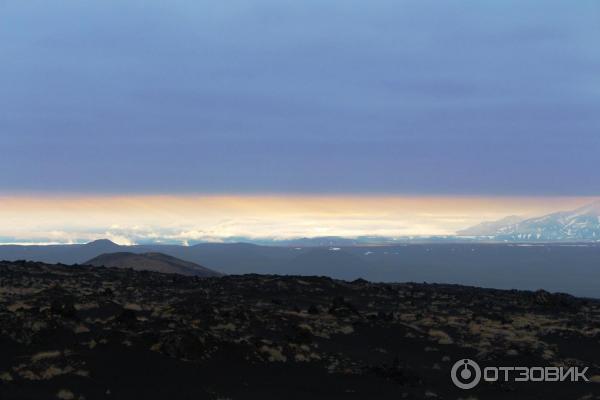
1,260,599,399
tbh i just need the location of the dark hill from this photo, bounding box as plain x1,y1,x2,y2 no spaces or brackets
85,252,222,277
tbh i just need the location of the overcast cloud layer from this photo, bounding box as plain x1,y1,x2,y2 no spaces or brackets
1,0,599,195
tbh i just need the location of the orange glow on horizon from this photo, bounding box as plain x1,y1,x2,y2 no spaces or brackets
0,194,596,245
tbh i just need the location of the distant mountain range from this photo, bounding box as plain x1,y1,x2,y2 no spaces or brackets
458,200,600,241
0,240,370,280
85,252,222,277
2,239,600,296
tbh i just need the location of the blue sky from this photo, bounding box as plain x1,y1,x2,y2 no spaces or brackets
1,0,599,195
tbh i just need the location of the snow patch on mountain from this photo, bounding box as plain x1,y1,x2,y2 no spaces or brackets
457,200,600,241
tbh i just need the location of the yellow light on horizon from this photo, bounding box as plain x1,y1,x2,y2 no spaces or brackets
0,194,595,245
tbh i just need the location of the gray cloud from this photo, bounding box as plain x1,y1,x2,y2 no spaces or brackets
1,0,599,195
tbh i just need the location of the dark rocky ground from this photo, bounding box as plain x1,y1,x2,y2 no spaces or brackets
1,260,599,399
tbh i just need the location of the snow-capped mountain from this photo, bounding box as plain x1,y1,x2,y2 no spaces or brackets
456,215,525,236
457,200,600,241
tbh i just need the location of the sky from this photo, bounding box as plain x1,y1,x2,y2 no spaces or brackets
1,1,599,243
0,195,595,245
